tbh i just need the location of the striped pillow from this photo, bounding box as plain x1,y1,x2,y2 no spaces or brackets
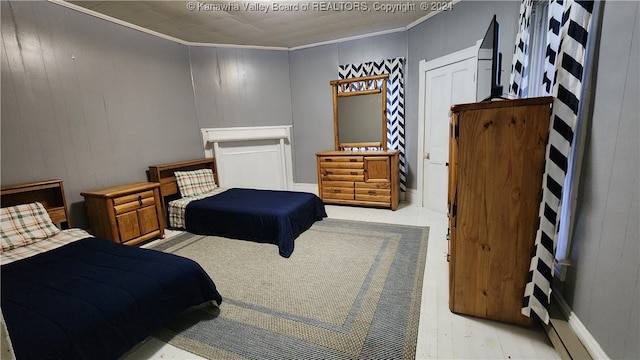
175,169,217,198
0,202,61,252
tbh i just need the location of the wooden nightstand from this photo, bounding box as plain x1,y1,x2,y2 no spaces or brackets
81,182,164,246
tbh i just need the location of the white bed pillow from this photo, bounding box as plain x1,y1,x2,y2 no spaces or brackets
174,169,217,197
0,202,61,252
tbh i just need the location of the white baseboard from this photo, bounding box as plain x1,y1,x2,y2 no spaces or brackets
553,291,609,359
402,187,417,203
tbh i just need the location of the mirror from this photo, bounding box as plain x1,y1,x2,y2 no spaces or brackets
330,74,389,151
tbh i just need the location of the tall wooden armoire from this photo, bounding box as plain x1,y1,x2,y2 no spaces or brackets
447,97,552,327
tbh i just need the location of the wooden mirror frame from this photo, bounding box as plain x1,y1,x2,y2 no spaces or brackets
330,74,389,151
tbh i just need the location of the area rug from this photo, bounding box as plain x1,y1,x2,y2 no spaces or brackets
149,218,429,360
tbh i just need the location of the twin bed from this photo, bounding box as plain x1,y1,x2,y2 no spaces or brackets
148,158,327,258
0,180,222,360
1,158,326,359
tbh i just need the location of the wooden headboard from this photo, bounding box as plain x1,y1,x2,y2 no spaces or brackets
0,179,71,229
147,158,218,226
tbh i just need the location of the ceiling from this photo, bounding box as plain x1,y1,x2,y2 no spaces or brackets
62,0,444,49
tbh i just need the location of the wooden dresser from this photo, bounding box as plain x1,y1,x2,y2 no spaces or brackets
316,150,400,210
81,182,164,246
447,97,552,326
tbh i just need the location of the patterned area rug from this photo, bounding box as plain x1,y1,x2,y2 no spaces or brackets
149,218,429,360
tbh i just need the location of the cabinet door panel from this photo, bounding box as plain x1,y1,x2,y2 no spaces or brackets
364,157,390,182
138,206,160,235
116,211,141,243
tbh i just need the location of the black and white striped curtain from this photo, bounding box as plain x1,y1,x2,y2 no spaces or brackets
509,0,534,97
542,0,566,95
521,0,594,324
338,58,406,192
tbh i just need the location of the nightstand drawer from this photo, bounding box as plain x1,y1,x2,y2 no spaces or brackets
113,190,155,206
114,195,155,215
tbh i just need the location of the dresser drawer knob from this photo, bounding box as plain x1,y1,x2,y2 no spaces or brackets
138,195,143,207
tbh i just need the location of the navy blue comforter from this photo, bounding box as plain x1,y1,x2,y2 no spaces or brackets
1,237,222,360
185,188,327,258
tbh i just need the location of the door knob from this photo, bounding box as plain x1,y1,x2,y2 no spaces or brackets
425,153,431,160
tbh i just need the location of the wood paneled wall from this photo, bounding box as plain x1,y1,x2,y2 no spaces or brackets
189,47,293,129
1,1,202,226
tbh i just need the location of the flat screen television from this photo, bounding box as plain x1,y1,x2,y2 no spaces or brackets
476,15,504,101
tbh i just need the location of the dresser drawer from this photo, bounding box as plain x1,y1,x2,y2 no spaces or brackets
355,194,391,203
322,179,355,200
355,186,390,202
323,180,354,188
319,156,363,163
319,162,363,170
356,182,391,190
355,187,391,197
323,190,355,200
355,181,391,202
320,168,364,182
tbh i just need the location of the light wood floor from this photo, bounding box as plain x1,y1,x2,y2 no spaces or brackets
125,202,559,359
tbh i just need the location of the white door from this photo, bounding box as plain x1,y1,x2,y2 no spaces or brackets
418,48,477,213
